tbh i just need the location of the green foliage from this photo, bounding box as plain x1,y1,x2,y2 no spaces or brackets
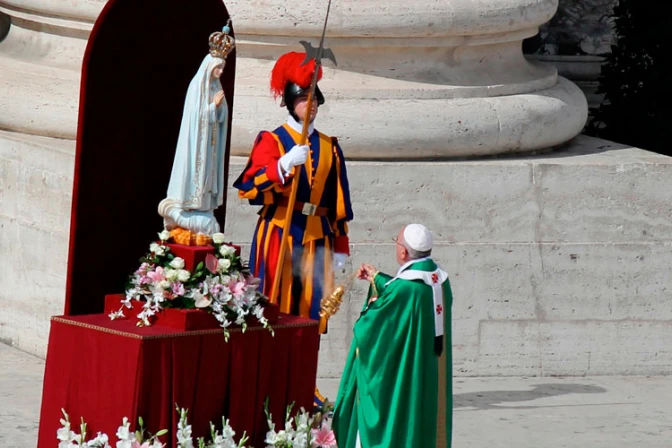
587,0,672,156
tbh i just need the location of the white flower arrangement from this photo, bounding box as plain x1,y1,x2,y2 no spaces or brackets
110,231,273,341
263,399,337,448
57,402,337,448
176,406,249,448
57,409,166,447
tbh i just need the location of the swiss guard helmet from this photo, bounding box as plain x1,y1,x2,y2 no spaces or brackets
270,51,325,122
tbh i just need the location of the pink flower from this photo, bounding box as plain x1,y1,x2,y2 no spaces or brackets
131,442,164,448
205,253,219,274
147,266,166,283
228,279,246,298
210,283,224,297
136,262,150,275
311,427,337,447
194,291,212,308
171,282,185,297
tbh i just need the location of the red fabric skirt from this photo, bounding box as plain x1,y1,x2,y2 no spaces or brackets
37,313,319,447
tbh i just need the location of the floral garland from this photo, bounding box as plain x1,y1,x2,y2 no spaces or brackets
57,401,337,448
110,231,272,341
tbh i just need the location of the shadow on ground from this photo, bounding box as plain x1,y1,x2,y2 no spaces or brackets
454,383,608,410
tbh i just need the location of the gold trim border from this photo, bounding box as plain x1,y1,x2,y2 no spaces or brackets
51,316,318,341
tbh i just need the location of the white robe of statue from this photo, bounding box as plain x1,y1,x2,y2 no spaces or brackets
158,54,228,236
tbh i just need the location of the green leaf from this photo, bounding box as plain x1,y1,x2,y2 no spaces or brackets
238,431,249,446
79,418,87,443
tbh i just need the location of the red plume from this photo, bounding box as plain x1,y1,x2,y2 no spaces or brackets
270,51,323,99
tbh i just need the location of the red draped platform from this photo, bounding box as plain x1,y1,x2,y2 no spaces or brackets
37,313,319,447
40,1,322,445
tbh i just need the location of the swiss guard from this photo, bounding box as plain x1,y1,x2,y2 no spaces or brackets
233,51,354,404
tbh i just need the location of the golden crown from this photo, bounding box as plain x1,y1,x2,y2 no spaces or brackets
209,19,235,60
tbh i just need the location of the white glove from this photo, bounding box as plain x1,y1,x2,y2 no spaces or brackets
333,253,348,270
279,144,309,173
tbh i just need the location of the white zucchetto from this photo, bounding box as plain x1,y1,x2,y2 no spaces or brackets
403,223,433,252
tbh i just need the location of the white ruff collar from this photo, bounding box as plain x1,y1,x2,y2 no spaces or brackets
287,115,315,136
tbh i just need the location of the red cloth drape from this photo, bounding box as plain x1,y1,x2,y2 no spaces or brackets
37,314,319,447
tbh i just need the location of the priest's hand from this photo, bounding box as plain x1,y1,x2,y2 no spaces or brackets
357,263,377,281
214,90,225,107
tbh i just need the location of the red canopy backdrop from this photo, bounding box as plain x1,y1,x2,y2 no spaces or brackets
64,0,235,316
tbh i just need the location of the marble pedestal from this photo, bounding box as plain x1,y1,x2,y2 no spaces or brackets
0,0,589,159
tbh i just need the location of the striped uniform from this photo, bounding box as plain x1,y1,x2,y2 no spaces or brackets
233,123,353,333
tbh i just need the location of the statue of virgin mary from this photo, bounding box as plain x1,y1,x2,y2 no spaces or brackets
158,24,235,244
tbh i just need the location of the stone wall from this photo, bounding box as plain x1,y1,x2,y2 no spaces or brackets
2,131,672,376
224,135,672,378
0,131,73,353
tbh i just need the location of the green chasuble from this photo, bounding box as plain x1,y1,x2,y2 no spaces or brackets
333,258,453,447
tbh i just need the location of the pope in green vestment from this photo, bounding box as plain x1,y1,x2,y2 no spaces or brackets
333,224,453,447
